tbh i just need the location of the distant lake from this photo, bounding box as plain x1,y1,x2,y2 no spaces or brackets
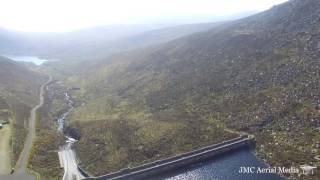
152,148,283,180
3,55,48,65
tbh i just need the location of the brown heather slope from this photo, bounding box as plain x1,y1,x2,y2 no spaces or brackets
67,0,320,178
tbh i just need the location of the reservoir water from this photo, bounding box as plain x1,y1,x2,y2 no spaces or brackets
3,55,48,65
154,148,283,180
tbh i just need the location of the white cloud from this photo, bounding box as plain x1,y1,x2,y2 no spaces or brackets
0,0,288,32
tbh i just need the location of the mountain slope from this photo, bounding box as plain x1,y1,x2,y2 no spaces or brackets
0,56,46,165
0,23,222,63
56,23,223,62
67,0,319,178
0,57,45,105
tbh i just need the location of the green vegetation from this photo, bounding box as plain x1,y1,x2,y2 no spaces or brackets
28,82,67,180
63,1,320,179
28,131,63,180
0,99,12,174
10,102,29,164
0,123,11,174
67,78,238,175
0,57,46,168
1,1,320,179
74,118,237,176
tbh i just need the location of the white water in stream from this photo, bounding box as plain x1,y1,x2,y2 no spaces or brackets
58,92,84,180
57,93,73,132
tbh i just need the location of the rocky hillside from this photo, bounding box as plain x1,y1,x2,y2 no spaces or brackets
67,0,319,178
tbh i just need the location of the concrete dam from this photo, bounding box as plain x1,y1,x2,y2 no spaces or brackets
81,135,255,180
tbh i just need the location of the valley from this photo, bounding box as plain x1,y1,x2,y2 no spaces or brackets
0,57,47,180
0,0,319,180
63,1,320,179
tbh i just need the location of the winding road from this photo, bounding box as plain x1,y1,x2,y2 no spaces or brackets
16,76,52,172
0,76,52,180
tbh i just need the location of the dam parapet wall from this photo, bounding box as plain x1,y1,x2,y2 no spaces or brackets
83,135,255,180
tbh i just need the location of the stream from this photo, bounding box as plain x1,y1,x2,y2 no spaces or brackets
58,92,84,180
57,93,73,132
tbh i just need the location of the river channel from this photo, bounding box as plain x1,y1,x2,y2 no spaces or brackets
58,92,84,180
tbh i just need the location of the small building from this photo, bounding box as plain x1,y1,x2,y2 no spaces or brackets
0,120,9,125
300,164,317,175
0,120,9,129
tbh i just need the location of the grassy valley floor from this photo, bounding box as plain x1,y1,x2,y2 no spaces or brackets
0,124,12,174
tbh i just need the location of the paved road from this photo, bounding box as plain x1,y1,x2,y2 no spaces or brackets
0,76,51,180
0,172,35,180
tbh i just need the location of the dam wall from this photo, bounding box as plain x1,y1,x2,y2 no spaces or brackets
83,135,255,180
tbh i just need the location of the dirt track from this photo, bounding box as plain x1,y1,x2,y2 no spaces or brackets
0,76,52,180
14,77,51,173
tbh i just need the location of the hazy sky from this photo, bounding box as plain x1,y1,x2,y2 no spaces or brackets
0,0,288,32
